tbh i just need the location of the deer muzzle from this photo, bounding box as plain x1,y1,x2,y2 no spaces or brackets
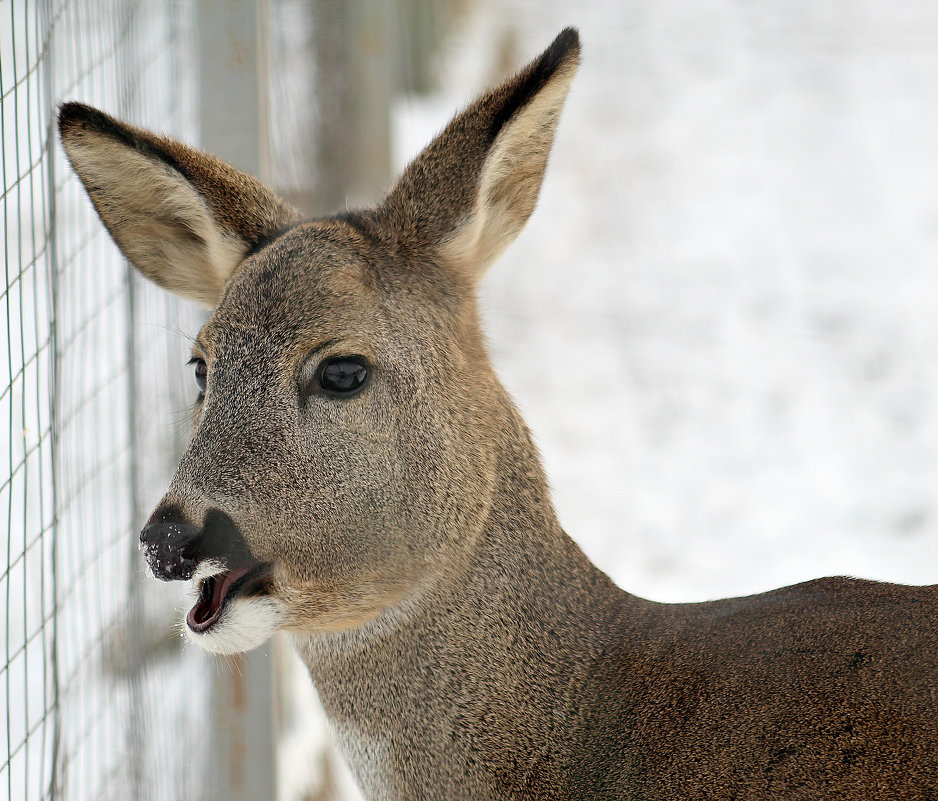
139,519,201,581
139,506,262,581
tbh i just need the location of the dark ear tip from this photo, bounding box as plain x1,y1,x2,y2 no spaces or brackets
58,102,147,159
555,27,581,55
548,27,581,65
57,101,100,136
524,28,580,95
58,102,126,144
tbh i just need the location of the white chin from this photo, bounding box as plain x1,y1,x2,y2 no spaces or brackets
184,595,283,654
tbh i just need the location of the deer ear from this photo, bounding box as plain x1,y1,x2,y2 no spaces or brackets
58,103,301,308
382,28,580,281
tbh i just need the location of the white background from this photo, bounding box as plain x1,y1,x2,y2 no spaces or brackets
399,0,938,604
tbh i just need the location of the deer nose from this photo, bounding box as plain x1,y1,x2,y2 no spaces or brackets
139,517,201,581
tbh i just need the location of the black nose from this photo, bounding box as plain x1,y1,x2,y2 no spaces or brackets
139,515,201,581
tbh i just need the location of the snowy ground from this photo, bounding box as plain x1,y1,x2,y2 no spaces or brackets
393,0,938,607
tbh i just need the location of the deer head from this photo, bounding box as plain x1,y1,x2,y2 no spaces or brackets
59,29,581,655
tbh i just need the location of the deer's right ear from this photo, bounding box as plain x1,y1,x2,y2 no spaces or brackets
58,103,300,308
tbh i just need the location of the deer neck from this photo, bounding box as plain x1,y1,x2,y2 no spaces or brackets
293,406,633,800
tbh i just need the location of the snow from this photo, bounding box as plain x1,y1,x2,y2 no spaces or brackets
393,0,938,605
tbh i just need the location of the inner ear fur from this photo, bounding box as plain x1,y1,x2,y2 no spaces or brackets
58,103,301,308
382,27,580,281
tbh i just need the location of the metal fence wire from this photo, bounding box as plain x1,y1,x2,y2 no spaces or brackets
2,1,209,799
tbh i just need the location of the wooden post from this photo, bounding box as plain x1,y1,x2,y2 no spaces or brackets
312,0,396,214
196,3,277,800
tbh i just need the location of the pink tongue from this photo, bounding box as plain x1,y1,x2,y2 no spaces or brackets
188,567,252,632
211,568,250,612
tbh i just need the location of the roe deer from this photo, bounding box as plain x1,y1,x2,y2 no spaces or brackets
59,28,938,801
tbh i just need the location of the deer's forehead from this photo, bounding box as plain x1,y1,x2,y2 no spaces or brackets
201,221,470,364
204,224,384,345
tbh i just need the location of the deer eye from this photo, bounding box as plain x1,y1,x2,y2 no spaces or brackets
317,356,368,396
191,358,207,392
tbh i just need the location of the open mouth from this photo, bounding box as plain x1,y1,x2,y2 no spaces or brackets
186,566,266,633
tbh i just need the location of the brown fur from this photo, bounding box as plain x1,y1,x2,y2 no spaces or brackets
60,28,938,800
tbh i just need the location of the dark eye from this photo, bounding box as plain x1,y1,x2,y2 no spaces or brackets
192,359,207,392
317,356,368,396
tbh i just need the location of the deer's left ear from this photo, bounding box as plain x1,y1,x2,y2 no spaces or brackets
58,103,301,308
382,28,580,282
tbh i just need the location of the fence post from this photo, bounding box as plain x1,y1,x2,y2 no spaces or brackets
196,2,277,800
311,0,396,214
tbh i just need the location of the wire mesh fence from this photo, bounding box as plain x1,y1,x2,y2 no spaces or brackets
52,2,213,796
2,1,208,798
0,2,56,798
